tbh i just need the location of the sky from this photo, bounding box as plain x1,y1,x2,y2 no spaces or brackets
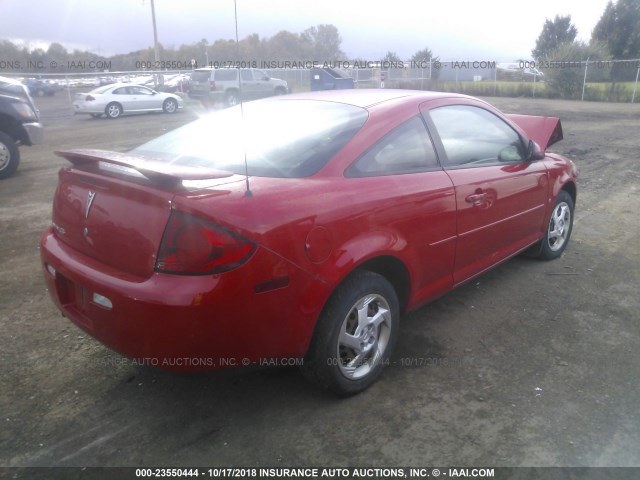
0,0,612,61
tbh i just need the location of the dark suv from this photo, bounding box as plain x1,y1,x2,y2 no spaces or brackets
189,68,288,107
0,76,44,179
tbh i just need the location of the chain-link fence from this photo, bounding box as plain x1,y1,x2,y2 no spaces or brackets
4,58,640,103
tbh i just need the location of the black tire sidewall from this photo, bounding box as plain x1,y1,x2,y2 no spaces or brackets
305,270,400,396
540,190,574,260
163,98,177,113
225,91,239,107
105,103,122,119
0,131,20,179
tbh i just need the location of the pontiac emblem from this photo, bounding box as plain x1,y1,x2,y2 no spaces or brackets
85,191,96,219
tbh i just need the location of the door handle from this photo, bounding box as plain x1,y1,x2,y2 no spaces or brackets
465,193,487,206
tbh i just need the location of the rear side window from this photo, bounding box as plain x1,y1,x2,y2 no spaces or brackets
346,117,440,177
190,70,212,82
214,70,237,81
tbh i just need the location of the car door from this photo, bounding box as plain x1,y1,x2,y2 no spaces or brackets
251,69,274,99
127,85,158,111
238,69,259,99
110,86,135,110
345,116,457,306
423,103,548,285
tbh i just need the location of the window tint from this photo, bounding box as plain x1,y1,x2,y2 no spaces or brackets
427,105,525,167
346,117,439,177
240,70,253,81
214,70,237,81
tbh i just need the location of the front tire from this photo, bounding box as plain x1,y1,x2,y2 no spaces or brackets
105,102,122,119
302,271,400,396
538,190,574,260
0,131,20,179
163,98,178,113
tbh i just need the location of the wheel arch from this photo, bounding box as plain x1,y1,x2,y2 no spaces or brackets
355,255,411,313
561,180,577,207
0,114,26,144
105,101,123,115
303,254,411,356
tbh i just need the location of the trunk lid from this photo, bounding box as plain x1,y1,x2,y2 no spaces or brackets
505,114,563,151
51,149,235,278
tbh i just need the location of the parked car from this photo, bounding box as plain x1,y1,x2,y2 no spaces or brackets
73,83,183,118
22,78,59,97
0,76,44,179
189,67,288,107
160,74,191,93
41,90,577,395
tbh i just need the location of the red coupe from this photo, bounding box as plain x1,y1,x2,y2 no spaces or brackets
41,90,577,395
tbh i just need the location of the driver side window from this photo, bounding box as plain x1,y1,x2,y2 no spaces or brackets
427,105,525,168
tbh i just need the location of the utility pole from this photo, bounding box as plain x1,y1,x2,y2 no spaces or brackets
150,0,160,62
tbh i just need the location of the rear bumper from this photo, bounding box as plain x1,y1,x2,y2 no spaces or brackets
40,228,331,370
73,102,104,114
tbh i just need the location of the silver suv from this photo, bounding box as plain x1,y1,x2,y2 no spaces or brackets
189,68,289,107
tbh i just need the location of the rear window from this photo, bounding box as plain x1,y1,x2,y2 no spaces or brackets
191,70,212,82
132,99,368,178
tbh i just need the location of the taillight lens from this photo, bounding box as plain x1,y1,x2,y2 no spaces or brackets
156,211,255,275
85,95,95,101
209,80,216,91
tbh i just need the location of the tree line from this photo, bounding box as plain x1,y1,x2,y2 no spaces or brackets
0,24,435,74
531,0,640,98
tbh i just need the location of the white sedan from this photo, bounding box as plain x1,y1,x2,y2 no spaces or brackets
73,83,183,119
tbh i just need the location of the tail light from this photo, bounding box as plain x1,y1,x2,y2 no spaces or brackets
209,80,216,91
156,211,255,275
85,95,95,101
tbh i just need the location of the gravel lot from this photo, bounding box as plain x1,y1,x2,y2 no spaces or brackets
1,92,639,469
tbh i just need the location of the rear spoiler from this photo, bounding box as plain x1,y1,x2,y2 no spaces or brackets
55,149,234,187
505,114,563,151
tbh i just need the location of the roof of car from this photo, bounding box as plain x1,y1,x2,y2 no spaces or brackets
277,89,470,109
97,83,150,90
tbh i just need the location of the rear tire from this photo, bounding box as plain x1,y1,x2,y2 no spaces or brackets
163,98,178,113
302,270,400,396
105,102,122,119
538,190,574,260
0,131,20,179
225,90,239,107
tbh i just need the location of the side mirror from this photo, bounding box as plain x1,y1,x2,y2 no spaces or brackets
526,139,545,161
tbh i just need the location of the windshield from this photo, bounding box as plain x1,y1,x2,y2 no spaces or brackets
132,99,368,178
